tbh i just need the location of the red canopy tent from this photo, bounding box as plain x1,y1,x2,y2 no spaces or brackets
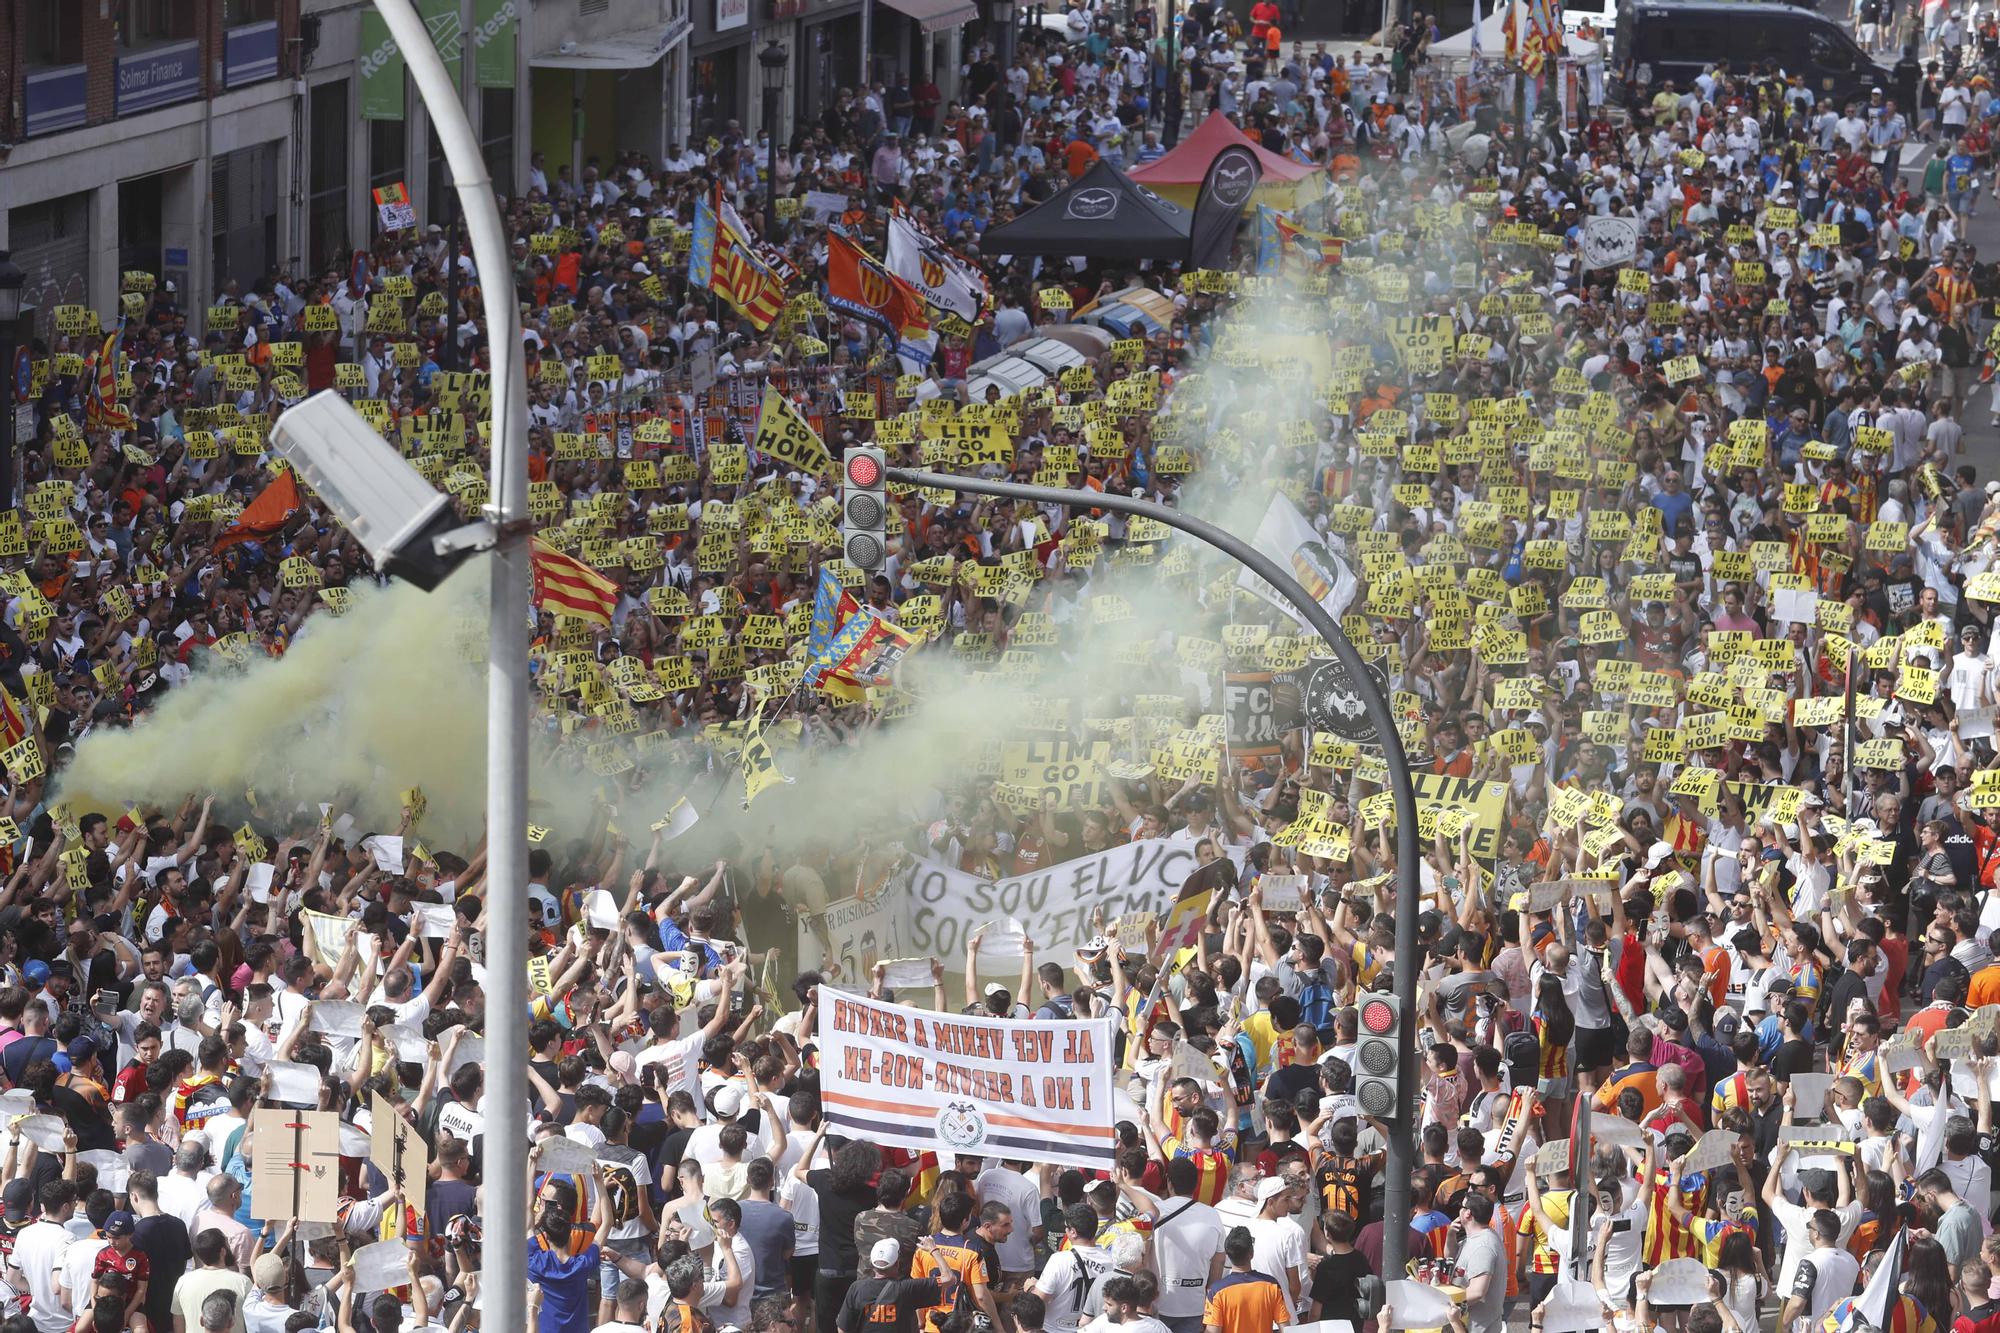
1128,112,1322,207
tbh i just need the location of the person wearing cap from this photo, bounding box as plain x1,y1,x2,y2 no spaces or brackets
240,1244,298,1333
89,1210,149,1326
836,1236,959,1333
1240,1175,1305,1317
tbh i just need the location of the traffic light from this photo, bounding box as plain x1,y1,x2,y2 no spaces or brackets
1354,991,1401,1120
841,446,888,573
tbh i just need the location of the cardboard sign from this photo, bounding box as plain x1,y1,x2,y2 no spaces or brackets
370,1091,429,1192
249,1108,344,1222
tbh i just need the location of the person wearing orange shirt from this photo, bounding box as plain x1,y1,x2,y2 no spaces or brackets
1064,135,1099,179
910,1192,1001,1332
1248,0,1280,44
1204,1228,1289,1333
1689,915,1732,1009
1592,1028,1663,1121
1967,957,2000,1009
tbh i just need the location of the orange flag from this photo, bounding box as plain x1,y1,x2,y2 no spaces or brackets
212,471,303,552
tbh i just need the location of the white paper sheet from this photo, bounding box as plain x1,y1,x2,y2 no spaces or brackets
267,1060,323,1106
880,958,936,991
582,889,620,930
361,835,404,874
1384,1280,1458,1329
308,1001,365,1039
246,863,276,903
412,904,456,939
351,1239,412,1293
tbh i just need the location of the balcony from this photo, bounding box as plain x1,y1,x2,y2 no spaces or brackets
115,38,202,116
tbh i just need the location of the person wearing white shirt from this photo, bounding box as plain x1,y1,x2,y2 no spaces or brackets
976,1163,1047,1280
156,1141,213,1236
1950,626,1997,741
12,1183,75,1333
1242,1176,1307,1318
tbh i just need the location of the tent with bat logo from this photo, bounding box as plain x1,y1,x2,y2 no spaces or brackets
1127,112,1325,210
977,159,1194,263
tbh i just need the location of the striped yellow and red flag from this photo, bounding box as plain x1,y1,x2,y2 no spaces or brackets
529,539,619,626
0,689,27,750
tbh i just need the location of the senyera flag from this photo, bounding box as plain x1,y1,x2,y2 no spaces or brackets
817,989,1116,1170
530,539,619,625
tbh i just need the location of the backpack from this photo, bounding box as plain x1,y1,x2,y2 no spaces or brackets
1298,974,1334,1032
1505,1028,1543,1090
601,1160,643,1228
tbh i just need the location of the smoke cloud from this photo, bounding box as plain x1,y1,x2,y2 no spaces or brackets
59,290,1348,864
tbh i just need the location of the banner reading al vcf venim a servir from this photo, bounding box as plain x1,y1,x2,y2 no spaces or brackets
817,990,1116,1169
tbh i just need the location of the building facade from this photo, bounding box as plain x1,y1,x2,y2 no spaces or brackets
0,0,985,343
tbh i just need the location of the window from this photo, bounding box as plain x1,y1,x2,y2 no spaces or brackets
1809,28,1859,71
310,80,351,274
371,115,408,196
223,0,276,21
428,121,450,232
482,88,516,200
22,0,81,65
116,0,196,50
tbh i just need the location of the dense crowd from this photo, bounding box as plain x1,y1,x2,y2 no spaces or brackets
17,0,2000,1332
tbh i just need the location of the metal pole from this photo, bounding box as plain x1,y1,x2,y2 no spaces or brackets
1163,0,1182,148
370,8,531,1333
0,321,14,514
443,201,461,371
861,0,875,98
1842,646,1857,820
766,84,782,242
886,466,1425,1272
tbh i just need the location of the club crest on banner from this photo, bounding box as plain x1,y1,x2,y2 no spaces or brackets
858,263,894,309
936,1100,988,1151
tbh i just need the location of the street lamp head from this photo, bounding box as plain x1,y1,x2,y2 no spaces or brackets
759,40,789,88
0,252,24,324
270,390,466,591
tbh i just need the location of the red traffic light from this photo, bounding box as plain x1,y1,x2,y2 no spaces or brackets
846,454,882,487
1360,998,1396,1035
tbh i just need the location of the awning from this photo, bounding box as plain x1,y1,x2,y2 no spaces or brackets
530,17,692,69
879,0,981,33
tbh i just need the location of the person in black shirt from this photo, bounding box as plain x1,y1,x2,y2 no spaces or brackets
1309,1210,1375,1323
1769,998,1817,1084
129,1167,192,1333
836,1238,957,1333
811,1139,885,1333
1821,940,1878,1062
1264,1026,1322,1107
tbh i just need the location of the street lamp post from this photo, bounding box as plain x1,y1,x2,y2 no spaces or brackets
885,466,1425,1273
361,5,531,1329
0,253,25,513
759,41,790,243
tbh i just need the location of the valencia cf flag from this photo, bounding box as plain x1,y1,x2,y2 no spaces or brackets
826,230,931,342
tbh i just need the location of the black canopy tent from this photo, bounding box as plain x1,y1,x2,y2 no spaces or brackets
978,159,1194,262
